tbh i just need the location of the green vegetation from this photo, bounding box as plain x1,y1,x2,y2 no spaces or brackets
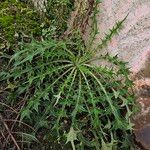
0,0,49,50
0,0,136,149
46,0,74,35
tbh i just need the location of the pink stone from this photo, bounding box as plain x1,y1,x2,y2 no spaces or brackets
93,0,150,75
135,124,150,150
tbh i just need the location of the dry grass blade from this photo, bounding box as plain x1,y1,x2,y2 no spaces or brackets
0,102,18,114
0,114,21,150
3,119,35,131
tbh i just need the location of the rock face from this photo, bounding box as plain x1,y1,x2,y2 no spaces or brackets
90,0,150,149
94,0,150,74
133,79,150,150
135,124,150,150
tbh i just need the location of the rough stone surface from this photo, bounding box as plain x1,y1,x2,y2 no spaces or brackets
94,0,150,74
90,0,150,149
135,124,150,150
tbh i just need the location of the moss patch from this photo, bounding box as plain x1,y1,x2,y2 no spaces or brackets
0,0,50,50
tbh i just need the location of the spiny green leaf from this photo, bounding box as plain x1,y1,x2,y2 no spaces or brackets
20,109,31,121
66,127,78,150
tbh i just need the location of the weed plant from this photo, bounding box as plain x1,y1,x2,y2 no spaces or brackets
0,0,136,149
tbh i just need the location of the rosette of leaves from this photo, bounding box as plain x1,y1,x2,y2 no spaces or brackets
0,26,135,149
